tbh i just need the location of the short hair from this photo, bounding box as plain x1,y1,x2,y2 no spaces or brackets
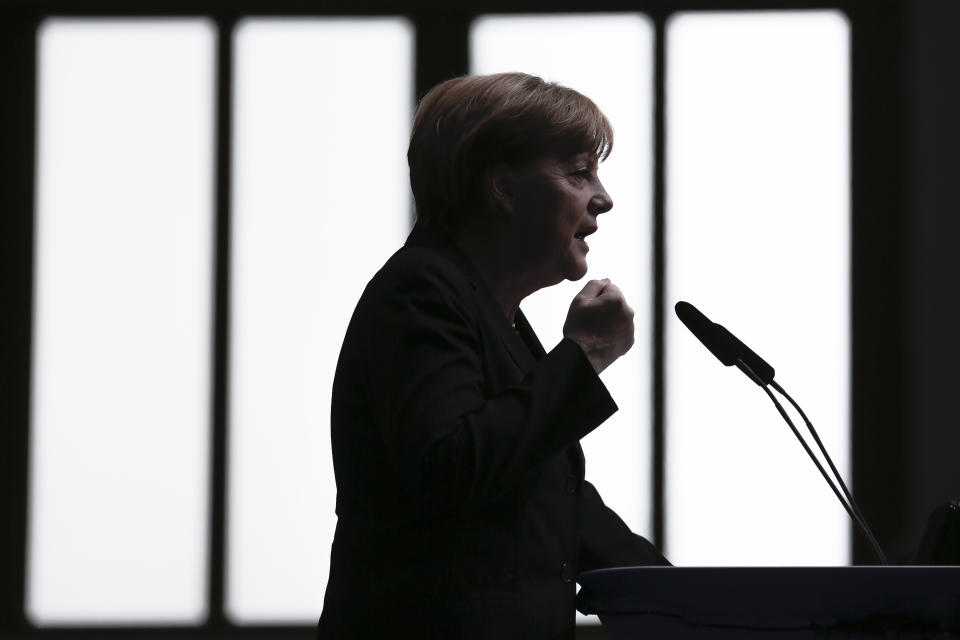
407,72,613,231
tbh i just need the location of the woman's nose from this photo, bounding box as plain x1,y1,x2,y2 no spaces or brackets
590,182,613,215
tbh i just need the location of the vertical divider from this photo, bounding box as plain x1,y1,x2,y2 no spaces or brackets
0,9,38,633
651,11,668,554
412,12,470,229
208,13,234,629
413,11,471,103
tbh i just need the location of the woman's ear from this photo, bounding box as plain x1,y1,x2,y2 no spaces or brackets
486,163,517,216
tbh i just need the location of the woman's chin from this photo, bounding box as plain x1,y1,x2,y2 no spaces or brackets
562,259,589,282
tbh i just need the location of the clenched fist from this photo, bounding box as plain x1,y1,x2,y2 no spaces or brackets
562,278,635,374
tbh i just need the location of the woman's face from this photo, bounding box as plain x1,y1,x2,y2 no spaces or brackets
504,151,613,286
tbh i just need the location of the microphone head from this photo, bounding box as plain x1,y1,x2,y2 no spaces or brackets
713,324,775,384
674,301,740,366
738,340,776,385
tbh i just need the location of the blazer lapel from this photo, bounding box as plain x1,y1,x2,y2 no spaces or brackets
512,309,546,361
476,290,543,374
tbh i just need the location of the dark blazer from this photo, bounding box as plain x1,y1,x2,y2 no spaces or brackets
317,220,667,639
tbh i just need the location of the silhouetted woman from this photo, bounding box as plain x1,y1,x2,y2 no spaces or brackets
317,72,668,640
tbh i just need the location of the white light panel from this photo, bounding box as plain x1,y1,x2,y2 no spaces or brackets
665,11,851,566
28,18,215,624
228,18,413,623
471,13,653,623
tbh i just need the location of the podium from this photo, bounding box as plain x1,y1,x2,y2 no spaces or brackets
578,567,960,639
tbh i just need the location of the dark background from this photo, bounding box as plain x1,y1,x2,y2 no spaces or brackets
2,0,958,637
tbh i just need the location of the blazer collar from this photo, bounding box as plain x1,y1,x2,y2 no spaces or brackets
404,220,541,372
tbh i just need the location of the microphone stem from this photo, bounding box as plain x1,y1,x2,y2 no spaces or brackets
759,384,861,532
769,380,889,566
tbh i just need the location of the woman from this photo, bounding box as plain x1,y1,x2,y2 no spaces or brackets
317,72,668,639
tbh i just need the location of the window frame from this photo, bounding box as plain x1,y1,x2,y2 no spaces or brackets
0,0,906,635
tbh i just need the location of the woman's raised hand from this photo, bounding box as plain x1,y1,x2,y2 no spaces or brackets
562,278,635,374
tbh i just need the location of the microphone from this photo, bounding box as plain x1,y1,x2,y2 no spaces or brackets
674,300,889,565
674,301,774,385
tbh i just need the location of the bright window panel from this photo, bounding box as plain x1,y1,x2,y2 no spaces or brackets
665,11,850,565
472,13,653,622
28,19,215,624
228,18,413,622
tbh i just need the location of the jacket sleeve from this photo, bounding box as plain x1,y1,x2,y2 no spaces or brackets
578,479,671,571
364,257,617,512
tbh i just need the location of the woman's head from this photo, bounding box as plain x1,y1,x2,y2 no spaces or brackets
407,72,613,232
